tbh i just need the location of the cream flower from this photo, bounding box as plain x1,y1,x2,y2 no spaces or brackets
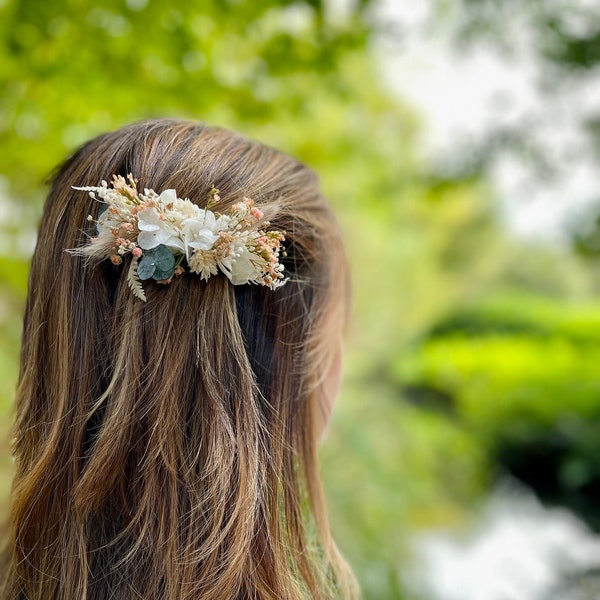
137,207,184,252
220,244,257,285
182,211,230,259
171,198,202,220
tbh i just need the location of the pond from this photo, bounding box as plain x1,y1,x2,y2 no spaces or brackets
407,481,600,600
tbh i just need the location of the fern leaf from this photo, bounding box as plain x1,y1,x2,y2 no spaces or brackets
127,257,147,302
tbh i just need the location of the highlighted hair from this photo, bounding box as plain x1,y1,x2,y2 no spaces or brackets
0,120,356,599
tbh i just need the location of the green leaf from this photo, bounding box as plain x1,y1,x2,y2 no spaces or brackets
137,254,156,280
148,245,176,281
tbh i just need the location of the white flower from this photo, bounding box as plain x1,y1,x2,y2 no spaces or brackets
151,189,203,226
182,210,230,260
158,188,178,205
172,197,203,220
220,244,258,285
137,207,184,252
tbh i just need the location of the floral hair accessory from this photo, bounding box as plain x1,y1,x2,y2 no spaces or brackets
72,174,287,302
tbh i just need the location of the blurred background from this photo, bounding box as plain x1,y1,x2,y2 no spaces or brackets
2,0,600,598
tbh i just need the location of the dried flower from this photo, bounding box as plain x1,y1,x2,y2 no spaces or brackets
71,174,286,301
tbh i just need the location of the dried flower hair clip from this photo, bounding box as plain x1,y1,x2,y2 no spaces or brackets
71,174,287,302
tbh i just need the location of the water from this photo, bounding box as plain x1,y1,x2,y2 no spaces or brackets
408,483,600,600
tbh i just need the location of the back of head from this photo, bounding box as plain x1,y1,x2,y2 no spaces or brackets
2,119,355,599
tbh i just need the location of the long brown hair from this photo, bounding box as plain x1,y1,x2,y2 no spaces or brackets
1,119,356,599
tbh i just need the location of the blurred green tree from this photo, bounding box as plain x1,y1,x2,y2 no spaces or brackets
0,0,374,196
393,292,600,532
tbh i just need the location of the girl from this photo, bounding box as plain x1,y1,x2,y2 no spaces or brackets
0,119,357,599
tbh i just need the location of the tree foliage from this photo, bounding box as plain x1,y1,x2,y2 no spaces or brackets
0,0,374,195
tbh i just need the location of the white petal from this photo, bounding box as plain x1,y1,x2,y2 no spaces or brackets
159,189,178,205
214,215,231,231
138,229,168,249
164,237,185,253
137,207,162,231
229,246,256,285
203,210,216,229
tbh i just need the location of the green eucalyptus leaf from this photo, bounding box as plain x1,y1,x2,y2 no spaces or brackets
153,264,175,281
137,255,156,280
150,245,176,281
137,246,176,281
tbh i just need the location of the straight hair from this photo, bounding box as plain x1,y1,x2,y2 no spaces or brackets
0,119,357,599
